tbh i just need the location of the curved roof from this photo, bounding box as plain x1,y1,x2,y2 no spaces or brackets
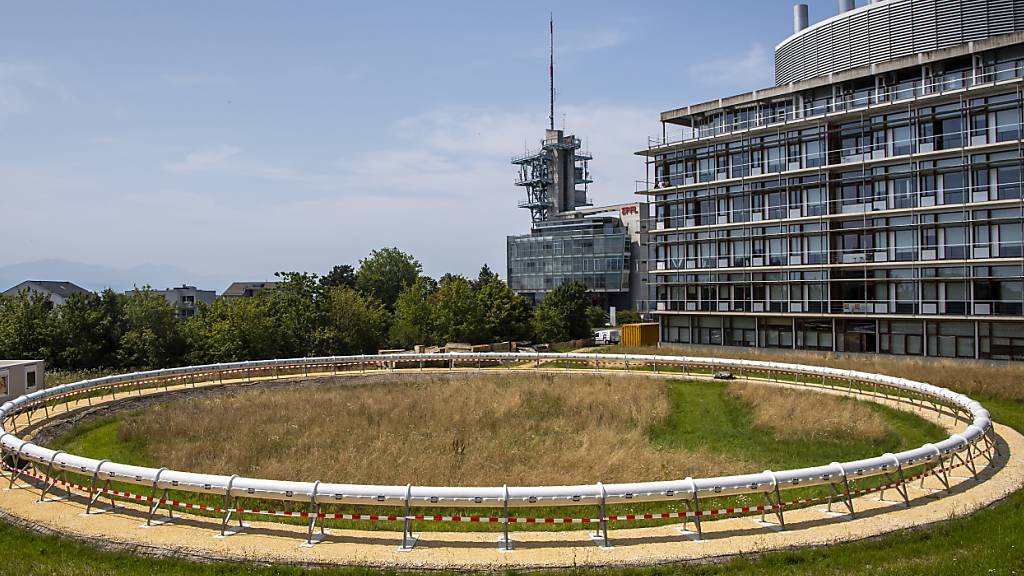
775,0,1024,85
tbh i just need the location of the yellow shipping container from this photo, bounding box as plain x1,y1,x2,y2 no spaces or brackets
621,323,659,347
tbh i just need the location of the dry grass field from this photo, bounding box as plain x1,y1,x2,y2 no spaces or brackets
728,382,891,443
118,373,746,485
109,372,920,487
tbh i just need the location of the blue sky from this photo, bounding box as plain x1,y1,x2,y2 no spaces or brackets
0,1,841,290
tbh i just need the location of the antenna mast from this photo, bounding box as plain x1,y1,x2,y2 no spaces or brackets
549,13,555,130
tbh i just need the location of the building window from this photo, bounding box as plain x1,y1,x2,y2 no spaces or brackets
0,372,7,396
999,223,1023,257
995,108,1020,142
944,226,967,259
997,165,1022,199
927,321,975,358
26,369,36,389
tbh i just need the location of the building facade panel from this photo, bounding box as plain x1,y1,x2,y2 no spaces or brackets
643,1,1024,360
775,0,1024,85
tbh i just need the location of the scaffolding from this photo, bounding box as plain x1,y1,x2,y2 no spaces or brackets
512,132,592,223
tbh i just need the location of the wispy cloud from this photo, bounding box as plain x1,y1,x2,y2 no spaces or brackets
687,44,773,90
0,62,72,116
160,73,233,87
558,28,623,54
162,145,241,173
161,145,329,189
336,104,653,203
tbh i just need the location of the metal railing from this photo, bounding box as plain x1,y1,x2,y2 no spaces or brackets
648,61,1024,150
0,353,997,549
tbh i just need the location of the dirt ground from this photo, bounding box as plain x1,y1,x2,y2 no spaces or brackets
0,368,1020,570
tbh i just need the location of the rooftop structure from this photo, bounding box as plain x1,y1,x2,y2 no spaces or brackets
1,280,91,307
220,281,280,300
506,17,641,310
128,285,216,318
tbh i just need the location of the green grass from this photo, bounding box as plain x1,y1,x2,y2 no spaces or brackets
649,380,942,469
5,363,1023,574
50,415,153,467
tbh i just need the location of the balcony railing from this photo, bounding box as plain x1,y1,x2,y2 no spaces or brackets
647,61,1024,150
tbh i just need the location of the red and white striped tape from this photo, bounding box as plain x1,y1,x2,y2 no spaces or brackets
5,461,966,525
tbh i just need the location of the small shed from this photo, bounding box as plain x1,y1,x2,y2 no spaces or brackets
0,360,45,402
621,323,660,348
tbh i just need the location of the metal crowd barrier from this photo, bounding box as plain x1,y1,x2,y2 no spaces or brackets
0,353,998,549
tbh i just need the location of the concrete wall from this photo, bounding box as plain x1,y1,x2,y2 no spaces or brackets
0,361,44,403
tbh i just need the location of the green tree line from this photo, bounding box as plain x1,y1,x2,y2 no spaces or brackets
0,248,614,371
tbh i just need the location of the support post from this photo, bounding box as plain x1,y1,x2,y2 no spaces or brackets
501,484,512,551
879,455,910,507
400,484,415,550
826,463,855,517
594,482,609,548
7,440,34,489
306,480,324,545
38,451,67,502
85,460,114,514
220,475,242,536
762,471,785,529
895,461,910,507
146,468,172,526
689,478,702,539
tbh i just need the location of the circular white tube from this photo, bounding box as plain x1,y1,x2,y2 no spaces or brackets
0,353,992,508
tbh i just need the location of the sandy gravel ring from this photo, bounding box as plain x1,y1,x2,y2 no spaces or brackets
0,357,1020,570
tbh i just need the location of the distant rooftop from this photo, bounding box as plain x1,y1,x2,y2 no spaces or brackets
0,360,43,369
221,281,281,298
2,280,92,299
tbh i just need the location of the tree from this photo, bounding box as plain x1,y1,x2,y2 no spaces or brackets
95,289,126,367
477,279,531,342
530,302,568,344
531,281,593,343
321,286,389,354
119,288,184,368
615,309,642,325
0,290,54,361
389,277,437,348
269,272,323,357
587,305,607,330
184,296,284,363
320,264,356,290
51,292,106,369
432,275,485,344
471,264,500,291
355,247,422,310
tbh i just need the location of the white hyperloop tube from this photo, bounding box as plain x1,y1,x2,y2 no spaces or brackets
0,353,994,509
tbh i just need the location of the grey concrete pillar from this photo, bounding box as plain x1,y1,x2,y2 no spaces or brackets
794,4,809,33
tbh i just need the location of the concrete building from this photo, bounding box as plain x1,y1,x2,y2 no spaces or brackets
2,281,91,307
220,281,280,301
506,130,648,310
135,285,216,319
640,0,1024,360
0,360,44,402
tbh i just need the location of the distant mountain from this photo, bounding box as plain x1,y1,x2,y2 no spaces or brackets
0,259,235,294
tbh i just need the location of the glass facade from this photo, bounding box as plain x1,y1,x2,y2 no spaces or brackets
644,41,1024,360
507,218,629,302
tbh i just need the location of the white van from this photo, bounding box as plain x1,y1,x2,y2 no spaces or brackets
593,329,621,345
